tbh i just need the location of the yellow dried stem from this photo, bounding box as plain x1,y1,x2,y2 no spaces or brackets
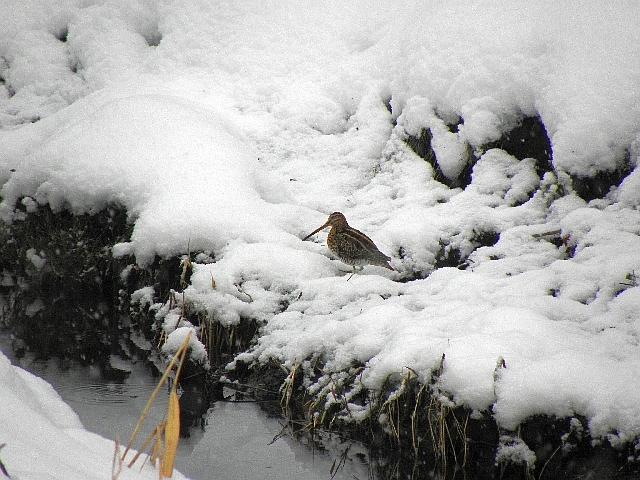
122,330,192,462
127,423,164,469
112,438,123,480
160,390,180,478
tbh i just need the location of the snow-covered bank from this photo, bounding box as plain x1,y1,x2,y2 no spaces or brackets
2,0,640,473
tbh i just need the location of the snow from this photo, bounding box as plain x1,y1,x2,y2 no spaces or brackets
25,248,46,270
160,326,209,366
2,0,640,473
495,435,537,469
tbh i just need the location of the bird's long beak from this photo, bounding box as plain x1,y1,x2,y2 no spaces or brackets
302,221,330,241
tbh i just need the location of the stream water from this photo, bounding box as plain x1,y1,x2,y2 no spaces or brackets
0,333,373,480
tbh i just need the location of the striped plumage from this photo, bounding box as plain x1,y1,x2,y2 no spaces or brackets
303,212,393,278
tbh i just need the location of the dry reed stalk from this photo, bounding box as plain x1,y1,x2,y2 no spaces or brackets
121,330,192,462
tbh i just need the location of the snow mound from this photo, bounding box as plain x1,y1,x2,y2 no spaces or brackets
1,91,309,266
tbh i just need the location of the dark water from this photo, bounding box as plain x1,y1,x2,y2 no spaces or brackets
0,334,372,480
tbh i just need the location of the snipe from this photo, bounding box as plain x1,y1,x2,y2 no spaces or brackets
303,212,394,280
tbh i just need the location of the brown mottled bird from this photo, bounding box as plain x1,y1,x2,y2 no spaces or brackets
303,212,394,280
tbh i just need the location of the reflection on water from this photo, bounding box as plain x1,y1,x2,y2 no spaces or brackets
0,337,373,479
56,383,152,404
179,402,372,480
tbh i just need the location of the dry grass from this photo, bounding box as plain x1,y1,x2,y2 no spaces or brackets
199,317,241,365
276,353,471,478
120,330,192,478
280,362,301,418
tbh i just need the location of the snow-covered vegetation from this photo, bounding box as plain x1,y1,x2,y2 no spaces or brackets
1,0,640,477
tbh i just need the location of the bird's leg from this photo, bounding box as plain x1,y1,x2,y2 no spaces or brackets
346,265,357,281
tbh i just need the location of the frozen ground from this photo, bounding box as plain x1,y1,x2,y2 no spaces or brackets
1,0,640,475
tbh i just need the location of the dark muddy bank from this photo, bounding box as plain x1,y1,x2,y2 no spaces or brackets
1,203,638,479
